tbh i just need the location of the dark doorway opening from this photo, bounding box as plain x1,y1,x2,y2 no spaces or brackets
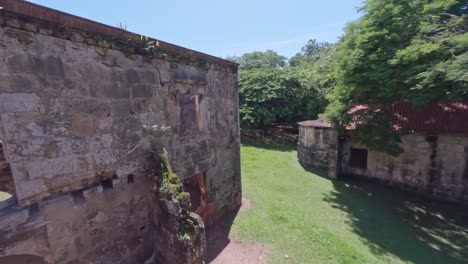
350,148,368,169
183,171,213,223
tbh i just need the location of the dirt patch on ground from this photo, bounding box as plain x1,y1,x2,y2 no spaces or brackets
208,236,265,264
206,197,265,264
240,197,252,212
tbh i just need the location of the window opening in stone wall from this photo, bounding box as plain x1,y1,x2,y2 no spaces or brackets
0,137,16,207
179,94,202,135
183,172,208,218
101,178,114,191
71,190,86,204
350,148,368,169
127,174,135,184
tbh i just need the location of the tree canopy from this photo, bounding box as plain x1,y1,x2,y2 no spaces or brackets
324,0,468,155
227,50,287,71
235,41,335,127
289,39,332,67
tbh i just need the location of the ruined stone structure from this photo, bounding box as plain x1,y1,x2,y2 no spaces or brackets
0,1,241,263
297,120,338,179
298,103,468,204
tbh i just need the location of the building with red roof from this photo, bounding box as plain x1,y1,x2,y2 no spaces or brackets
298,102,468,204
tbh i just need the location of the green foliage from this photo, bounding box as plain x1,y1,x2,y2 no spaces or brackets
289,39,332,67
325,0,468,155
227,50,287,70
177,217,197,242
117,22,127,31
239,68,328,126
238,40,336,127
158,149,186,199
157,149,196,242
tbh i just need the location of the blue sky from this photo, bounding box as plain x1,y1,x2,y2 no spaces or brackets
27,0,363,59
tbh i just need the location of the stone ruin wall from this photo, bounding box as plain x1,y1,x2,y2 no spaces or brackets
342,134,468,204
297,126,338,178
298,123,468,204
0,3,240,263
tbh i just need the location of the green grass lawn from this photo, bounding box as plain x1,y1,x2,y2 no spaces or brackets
0,191,12,202
232,139,468,264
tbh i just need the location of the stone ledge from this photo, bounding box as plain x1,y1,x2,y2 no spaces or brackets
0,1,238,73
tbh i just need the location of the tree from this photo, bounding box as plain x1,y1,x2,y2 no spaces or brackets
324,0,468,155
239,69,305,126
236,41,338,127
289,39,332,67
227,50,287,70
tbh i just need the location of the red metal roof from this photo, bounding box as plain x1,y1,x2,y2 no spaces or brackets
298,120,332,128
348,102,468,134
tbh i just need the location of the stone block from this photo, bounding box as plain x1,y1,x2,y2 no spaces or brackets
7,54,65,77
97,40,110,49
40,56,66,77
70,32,85,43
131,84,154,98
54,138,88,156
125,69,140,84
150,59,170,84
0,208,29,231
1,112,45,140
88,134,114,151
99,82,130,99
0,93,41,113
6,138,46,163
141,70,159,84
5,18,21,29
93,149,119,169
72,113,96,137
22,23,38,32
26,155,90,180
38,27,54,35
15,179,48,205
0,74,36,93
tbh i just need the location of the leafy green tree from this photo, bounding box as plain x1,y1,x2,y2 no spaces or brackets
289,39,332,67
239,68,327,126
237,41,338,127
325,0,468,155
227,50,287,70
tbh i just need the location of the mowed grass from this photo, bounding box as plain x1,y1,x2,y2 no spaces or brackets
0,191,12,202
232,139,468,264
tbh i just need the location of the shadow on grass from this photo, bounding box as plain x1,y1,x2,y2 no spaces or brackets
303,167,330,180
241,137,297,152
323,177,468,264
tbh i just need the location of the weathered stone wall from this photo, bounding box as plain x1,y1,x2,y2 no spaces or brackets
1,179,155,263
0,5,240,263
297,126,338,178
342,134,468,203
298,122,468,203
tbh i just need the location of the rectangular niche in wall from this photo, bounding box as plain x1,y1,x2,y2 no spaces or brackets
350,148,368,169
183,172,208,217
178,94,202,135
